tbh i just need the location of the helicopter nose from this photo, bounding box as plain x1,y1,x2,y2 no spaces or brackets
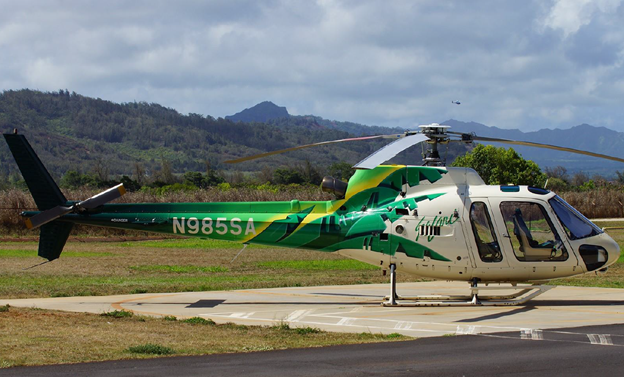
600,232,621,268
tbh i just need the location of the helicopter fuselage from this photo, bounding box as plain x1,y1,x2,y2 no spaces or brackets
23,165,619,283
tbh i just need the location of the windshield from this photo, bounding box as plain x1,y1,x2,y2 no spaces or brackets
549,195,602,240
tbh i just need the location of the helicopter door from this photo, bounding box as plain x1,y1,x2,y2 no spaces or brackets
388,207,412,264
488,200,579,280
466,199,509,269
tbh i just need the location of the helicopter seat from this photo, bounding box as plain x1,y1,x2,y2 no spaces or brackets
512,210,552,261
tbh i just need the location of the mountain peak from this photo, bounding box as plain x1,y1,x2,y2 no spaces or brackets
226,101,289,123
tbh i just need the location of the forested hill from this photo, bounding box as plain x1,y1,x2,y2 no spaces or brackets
0,90,448,182
444,120,624,175
225,101,289,123
224,100,407,136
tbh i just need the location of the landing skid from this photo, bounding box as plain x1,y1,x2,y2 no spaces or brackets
382,264,554,307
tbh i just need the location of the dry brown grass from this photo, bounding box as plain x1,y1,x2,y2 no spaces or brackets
0,306,407,368
559,189,624,218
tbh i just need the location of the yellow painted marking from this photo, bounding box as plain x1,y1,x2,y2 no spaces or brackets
242,166,406,241
278,205,329,237
118,185,127,196
240,213,290,243
342,165,404,202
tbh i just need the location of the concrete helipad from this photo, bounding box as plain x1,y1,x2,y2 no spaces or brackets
2,281,624,337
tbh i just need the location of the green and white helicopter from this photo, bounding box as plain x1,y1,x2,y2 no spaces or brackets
4,124,622,306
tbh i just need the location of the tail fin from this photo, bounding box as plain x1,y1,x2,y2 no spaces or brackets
38,222,74,261
4,133,67,210
4,133,73,260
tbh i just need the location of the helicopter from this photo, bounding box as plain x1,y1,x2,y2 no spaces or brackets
3,123,623,306
452,100,461,105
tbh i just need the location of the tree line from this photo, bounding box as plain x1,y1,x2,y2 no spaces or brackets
0,89,473,183
451,144,624,192
3,90,623,195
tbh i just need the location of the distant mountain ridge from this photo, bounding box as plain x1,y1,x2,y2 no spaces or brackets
0,90,432,181
1,90,623,181
225,101,289,123
443,120,624,175
224,101,404,136
224,101,624,175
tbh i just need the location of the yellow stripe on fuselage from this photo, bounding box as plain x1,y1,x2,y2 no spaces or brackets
285,166,406,235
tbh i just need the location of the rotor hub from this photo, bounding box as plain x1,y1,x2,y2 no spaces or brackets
418,123,451,142
417,124,452,166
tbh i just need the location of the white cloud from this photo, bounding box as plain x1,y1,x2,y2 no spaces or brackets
1,0,624,132
541,0,622,37
24,58,70,89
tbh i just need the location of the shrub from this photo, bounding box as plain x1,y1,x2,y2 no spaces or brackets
126,343,175,355
181,317,215,325
272,322,291,331
100,310,133,318
295,326,322,335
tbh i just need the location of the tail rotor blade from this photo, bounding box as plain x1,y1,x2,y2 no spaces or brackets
25,206,72,229
78,184,126,209
24,184,126,230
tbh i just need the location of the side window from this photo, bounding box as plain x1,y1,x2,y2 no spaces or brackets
469,202,502,262
499,202,568,262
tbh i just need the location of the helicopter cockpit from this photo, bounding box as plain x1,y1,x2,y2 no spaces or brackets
503,204,568,262
548,195,610,271
548,195,603,240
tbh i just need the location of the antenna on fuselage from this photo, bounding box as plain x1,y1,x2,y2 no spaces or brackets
230,243,249,263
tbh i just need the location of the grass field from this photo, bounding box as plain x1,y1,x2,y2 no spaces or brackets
2,225,622,299
0,238,397,299
0,237,411,368
0,306,407,368
1,224,623,368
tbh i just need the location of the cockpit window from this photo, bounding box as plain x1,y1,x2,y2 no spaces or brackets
499,201,568,262
469,202,502,262
549,195,602,240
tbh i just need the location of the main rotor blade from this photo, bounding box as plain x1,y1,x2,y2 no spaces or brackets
354,134,430,169
224,135,397,164
470,135,624,164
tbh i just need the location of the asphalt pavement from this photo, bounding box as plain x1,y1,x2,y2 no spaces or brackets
2,323,624,377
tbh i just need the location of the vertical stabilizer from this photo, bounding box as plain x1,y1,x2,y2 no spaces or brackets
4,133,67,210
4,133,73,261
39,221,74,261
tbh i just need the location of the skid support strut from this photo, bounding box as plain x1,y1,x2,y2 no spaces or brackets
382,266,554,307
386,263,398,306
470,278,481,305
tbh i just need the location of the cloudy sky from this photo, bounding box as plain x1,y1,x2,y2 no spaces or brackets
1,0,623,131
